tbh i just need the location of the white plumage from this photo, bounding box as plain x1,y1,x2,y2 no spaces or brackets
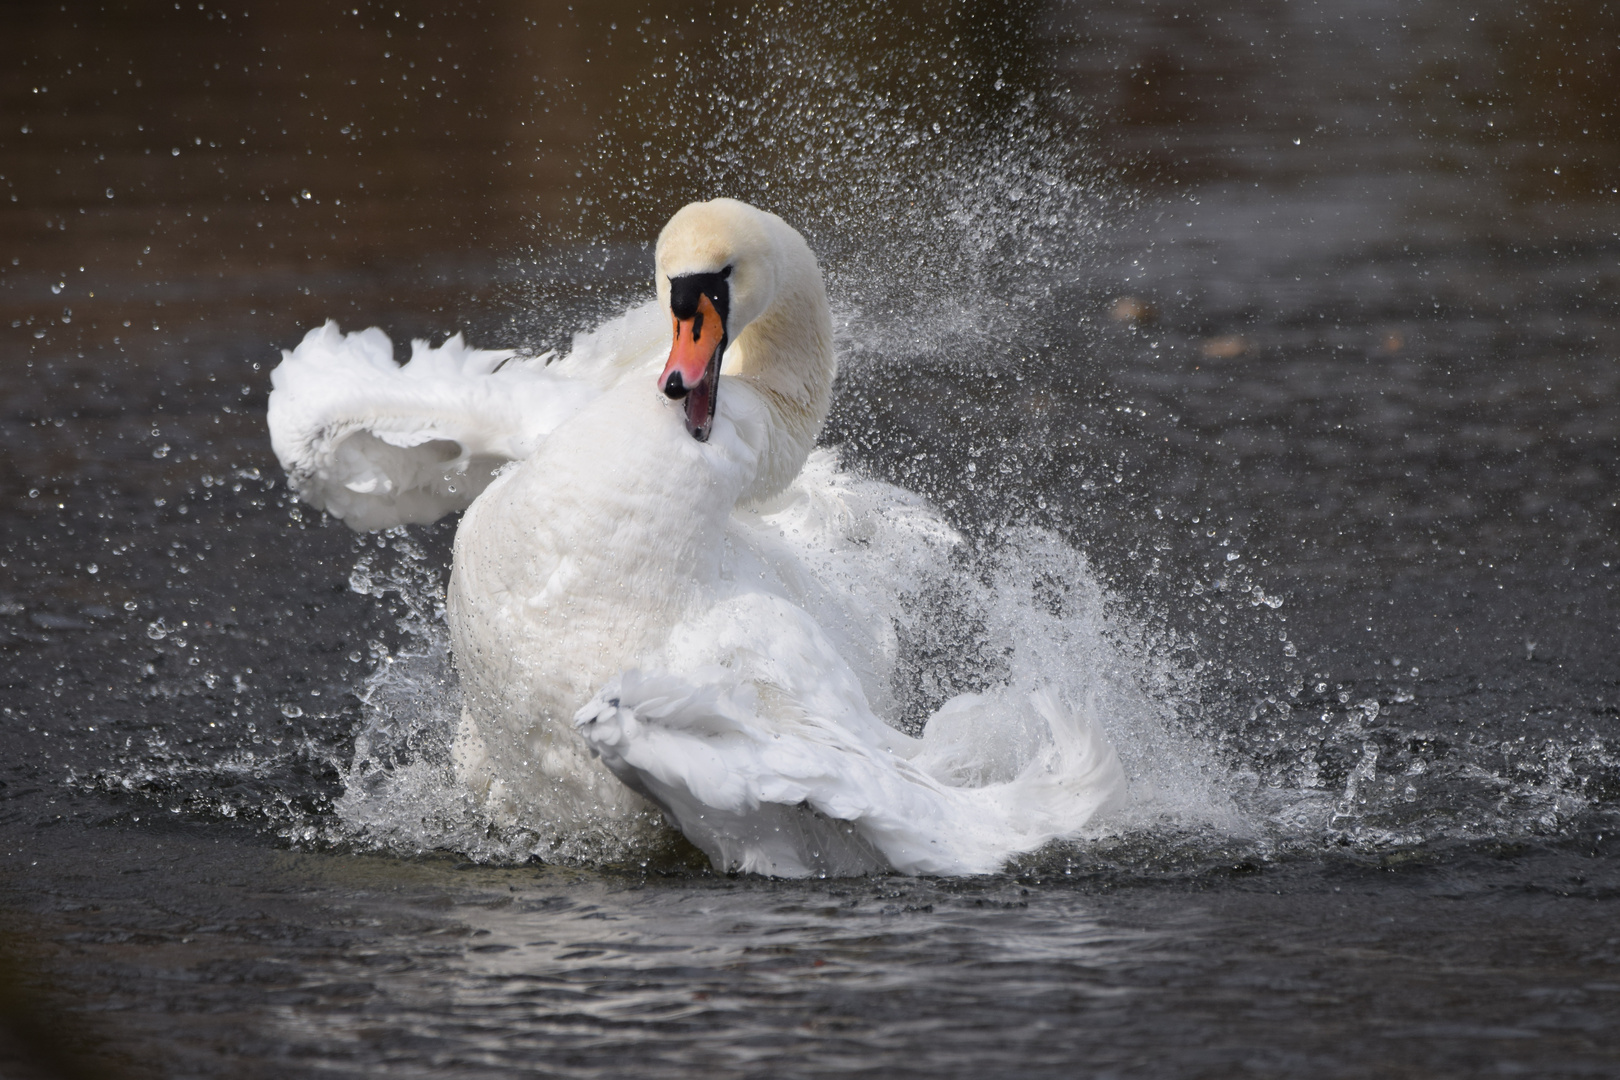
268,198,1125,875
268,302,662,530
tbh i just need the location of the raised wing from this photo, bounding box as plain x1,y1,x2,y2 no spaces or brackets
267,303,665,531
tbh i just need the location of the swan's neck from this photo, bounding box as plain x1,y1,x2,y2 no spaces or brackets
724,277,836,503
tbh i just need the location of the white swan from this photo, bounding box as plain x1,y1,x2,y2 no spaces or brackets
268,198,1125,876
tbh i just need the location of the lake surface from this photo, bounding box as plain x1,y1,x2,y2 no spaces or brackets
3,0,1619,1076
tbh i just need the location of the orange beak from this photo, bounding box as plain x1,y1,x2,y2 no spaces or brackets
658,291,726,442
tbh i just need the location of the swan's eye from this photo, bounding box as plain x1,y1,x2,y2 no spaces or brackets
721,265,733,279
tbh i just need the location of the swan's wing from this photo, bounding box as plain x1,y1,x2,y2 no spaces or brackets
267,321,586,530
573,593,1125,878
267,303,667,531
576,670,1124,878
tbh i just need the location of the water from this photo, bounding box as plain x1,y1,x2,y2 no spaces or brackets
3,0,1619,1075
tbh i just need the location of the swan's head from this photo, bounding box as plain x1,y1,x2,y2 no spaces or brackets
654,198,780,442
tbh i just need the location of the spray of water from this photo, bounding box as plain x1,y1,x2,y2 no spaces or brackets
503,0,1120,354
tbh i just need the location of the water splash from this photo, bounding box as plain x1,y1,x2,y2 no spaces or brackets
328,531,499,858
504,0,1121,364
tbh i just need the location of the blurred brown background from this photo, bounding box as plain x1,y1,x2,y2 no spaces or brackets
4,0,1613,354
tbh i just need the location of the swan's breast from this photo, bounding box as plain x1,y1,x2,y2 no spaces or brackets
448,379,768,706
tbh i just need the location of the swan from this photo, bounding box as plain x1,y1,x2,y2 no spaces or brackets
268,198,1125,876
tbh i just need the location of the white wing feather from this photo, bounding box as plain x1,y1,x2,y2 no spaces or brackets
575,670,1126,877
266,303,666,531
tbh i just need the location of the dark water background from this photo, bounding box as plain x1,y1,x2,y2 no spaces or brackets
3,0,1620,1076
